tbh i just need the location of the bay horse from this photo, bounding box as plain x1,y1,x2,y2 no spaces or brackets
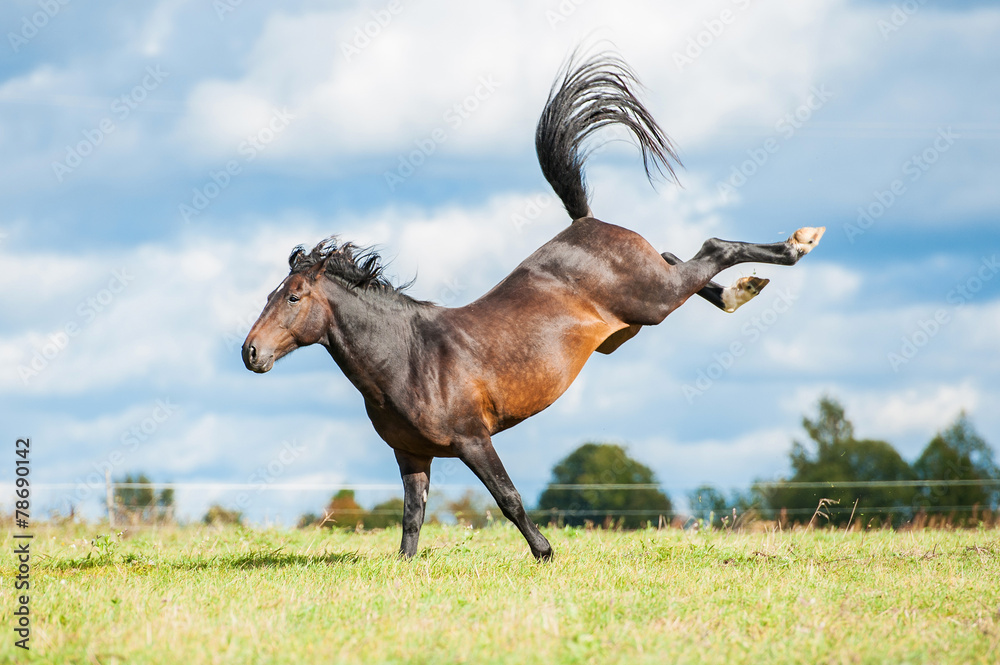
242,51,824,560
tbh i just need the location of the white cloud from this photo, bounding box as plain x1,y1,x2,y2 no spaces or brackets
1,230,297,395
0,248,106,313
851,382,981,442
136,0,190,57
636,427,797,492
780,379,991,458
170,0,868,167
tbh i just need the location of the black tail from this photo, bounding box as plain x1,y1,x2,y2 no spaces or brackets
535,49,682,221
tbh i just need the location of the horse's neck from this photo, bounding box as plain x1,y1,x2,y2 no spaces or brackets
322,287,422,406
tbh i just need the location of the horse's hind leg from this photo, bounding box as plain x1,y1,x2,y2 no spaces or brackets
454,435,552,561
661,251,769,313
691,227,826,268
665,226,825,308
582,223,823,332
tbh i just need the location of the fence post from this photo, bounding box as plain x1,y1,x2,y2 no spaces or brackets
105,469,115,528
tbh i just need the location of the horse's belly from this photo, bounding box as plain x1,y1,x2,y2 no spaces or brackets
487,317,621,431
364,399,461,458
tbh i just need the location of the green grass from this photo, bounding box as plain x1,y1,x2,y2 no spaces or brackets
2,523,998,664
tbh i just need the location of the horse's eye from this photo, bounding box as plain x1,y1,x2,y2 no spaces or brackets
288,294,300,304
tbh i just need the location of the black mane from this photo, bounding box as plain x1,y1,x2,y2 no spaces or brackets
289,236,407,294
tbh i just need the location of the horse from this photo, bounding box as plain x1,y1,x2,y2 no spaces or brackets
242,51,824,560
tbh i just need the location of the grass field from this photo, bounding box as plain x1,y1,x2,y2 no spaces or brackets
2,522,998,664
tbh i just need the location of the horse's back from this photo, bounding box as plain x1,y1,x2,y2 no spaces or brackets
515,217,674,325
460,217,660,334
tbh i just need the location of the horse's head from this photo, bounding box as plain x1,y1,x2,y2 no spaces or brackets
242,238,402,374
242,247,334,374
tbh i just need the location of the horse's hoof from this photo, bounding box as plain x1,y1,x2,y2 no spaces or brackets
722,276,770,312
789,226,826,255
532,544,554,562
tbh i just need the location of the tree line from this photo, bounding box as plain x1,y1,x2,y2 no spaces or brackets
729,397,998,527
676,397,998,528
296,397,998,531
110,397,998,529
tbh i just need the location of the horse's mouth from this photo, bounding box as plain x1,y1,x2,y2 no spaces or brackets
246,357,274,373
242,342,275,373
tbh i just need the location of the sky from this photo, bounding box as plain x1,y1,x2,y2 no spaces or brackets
2,0,999,525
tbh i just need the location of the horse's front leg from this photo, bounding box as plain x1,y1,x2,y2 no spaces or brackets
454,435,553,561
395,450,431,559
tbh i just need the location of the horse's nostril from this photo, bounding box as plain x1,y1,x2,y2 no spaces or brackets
248,344,257,362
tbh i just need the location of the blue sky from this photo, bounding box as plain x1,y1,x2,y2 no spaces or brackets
3,0,999,524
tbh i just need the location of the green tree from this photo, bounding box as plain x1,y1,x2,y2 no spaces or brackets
203,504,243,526
320,489,367,529
297,512,321,529
688,485,765,528
537,443,672,528
442,490,497,528
913,413,999,518
762,398,916,526
687,485,728,527
114,473,174,524
363,497,405,529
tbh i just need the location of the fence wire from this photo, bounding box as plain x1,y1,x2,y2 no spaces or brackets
4,480,997,521
9,479,1000,491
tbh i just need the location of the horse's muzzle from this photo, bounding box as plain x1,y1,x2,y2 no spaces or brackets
242,340,274,373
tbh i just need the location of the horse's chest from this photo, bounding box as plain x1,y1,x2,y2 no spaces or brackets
363,398,460,458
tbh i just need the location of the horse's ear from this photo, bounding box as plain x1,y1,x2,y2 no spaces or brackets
288,246,306,270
